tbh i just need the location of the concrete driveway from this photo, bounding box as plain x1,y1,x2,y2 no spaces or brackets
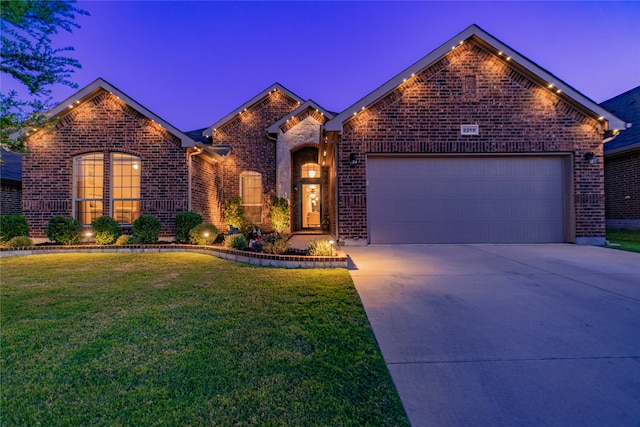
345,244,640,427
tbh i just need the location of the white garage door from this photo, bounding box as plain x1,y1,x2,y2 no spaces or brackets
367,156,568,244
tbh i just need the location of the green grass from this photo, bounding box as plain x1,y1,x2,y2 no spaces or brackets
1,253,408,426
606,228,640,253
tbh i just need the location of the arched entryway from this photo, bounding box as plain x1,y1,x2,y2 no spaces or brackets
292,146,322,231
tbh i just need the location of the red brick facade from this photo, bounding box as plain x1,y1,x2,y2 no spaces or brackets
334,41,604,242
23,90,189,238
605,151,640,221
211,90,300,229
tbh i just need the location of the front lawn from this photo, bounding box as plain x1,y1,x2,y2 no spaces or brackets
1,253,408,426
606,228,640,253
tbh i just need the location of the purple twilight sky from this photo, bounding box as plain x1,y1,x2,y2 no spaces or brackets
13,1,640,132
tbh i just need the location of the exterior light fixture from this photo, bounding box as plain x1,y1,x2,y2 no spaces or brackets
584,152,598,165
85,231,92,237
203,232,209,237
349,153,358,166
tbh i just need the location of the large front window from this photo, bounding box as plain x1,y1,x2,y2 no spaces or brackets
241,171,262,224
73,153,141,225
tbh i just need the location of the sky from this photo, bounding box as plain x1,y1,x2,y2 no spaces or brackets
6,1,640,133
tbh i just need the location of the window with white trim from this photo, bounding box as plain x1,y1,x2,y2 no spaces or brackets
240,171,262,224
73,152,141,226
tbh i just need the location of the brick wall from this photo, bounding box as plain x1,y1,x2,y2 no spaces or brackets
336,41,604,242
212,90,300,230
1,183,22,215
23,90,188,238
605,150,640,221
191,155,225,231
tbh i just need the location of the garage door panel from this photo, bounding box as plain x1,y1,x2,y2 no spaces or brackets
367,156,567,244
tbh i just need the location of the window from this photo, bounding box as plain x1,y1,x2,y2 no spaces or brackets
240,171,262,224
73,152,141,226
74,153,104,225
111,153,141,224
301,163,321,179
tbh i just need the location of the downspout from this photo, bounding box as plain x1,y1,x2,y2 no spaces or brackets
187,147,202,212
324,135,341,244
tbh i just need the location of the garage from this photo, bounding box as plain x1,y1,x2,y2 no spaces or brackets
367,155,570,244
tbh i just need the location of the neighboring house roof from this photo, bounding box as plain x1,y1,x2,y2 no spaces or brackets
266,100,336,134
600,86,639,156
0,150,22,185
325,24,628,133
41,78,199,148
203,83,305,137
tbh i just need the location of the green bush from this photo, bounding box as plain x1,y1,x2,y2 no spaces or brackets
307,239,336,256
189,223,218,245
224,234,247,250
175,211,202,243
0,214,29,242
223,196,244,229
132,215,162,244
91,216,121,245
47,216,82,245
6,236,33,247
114,235,141,245
263,234,290,255
270,197,289,234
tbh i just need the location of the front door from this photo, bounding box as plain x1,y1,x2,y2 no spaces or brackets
301,182,321,229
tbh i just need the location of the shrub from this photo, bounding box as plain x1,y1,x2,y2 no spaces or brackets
223,196,244,229
114,235,141,245
175,211,202,243
6,236,33,247
224,234,247,250
189,223,218,245
307,239,336,256
132,215,162,244
270,197,290,234
0,214,29,242
47,216,82,245
91,216,121,245
263,234,290,255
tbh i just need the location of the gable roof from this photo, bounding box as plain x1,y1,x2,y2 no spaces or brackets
266,100,335,134
42,78,198,147
325,24,628,133
203,83,305,137
600,86,639,155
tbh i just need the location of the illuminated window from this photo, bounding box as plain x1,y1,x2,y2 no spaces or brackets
74,153,104,226
240,171,262,224
301,163,320,178
73,152,141,226
111,153,141,224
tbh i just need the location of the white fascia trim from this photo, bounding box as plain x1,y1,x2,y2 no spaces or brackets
266,100,335,134
47,78,198,147
203,83,305,137
325,24,628,132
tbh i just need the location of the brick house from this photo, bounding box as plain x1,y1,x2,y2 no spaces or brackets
600,86,639,230
20,25,628,245
1,151,22,215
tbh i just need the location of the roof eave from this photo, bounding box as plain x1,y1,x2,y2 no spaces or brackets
266,100,335,134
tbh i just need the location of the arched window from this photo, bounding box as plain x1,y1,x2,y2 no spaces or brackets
240,171,262,224
73,152,141,225
301,163,321,179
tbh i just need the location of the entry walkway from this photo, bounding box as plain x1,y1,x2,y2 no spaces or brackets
287,233,333,251
346,244,640,427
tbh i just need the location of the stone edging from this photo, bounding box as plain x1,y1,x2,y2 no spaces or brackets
0,244,348,269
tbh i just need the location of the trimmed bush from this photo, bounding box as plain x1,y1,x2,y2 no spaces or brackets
114,235,141,245
223,196,244,229
132,215,162,244
175,211,202,243
224,234,247,250
263,234,290,255
47,216,82,245
189,223,218,245
307,239,336,256
270,197,289,234
91,216,121,245
6,236,33,247
0,214,29,242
